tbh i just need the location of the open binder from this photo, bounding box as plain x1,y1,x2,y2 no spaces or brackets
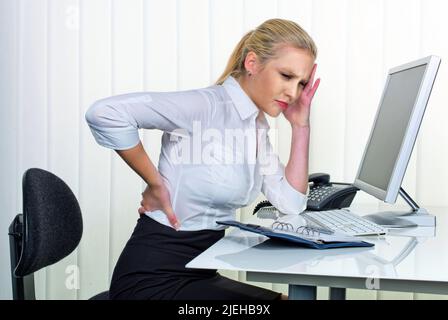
216,220,374,249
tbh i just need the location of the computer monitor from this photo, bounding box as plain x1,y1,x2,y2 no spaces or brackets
353,56,441,228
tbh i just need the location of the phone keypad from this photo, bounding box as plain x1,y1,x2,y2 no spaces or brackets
309,185,339,202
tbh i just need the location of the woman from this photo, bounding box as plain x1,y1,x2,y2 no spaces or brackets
85,18,320,300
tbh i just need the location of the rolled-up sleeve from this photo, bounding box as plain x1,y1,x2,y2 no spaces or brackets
260,133,308,215
85,89,214,150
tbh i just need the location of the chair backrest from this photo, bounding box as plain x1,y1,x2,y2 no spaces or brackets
12,168,83,280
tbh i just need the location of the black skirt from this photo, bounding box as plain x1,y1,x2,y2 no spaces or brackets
109,214,281,300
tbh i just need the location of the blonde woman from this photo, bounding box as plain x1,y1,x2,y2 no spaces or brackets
86,18,320,300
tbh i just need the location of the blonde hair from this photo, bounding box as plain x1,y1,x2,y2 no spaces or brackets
215,18,317,85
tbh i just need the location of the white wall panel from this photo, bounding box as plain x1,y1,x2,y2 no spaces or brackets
209,0,244,84
78,0,113,299
309,0,348,182
141,0,177,197
419,0,448,207
177,0,210,90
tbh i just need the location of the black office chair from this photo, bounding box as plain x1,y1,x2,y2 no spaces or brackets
8,168,109,300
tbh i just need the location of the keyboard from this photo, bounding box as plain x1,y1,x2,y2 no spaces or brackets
301,209,387,236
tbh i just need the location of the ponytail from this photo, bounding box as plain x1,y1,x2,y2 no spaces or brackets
215,19,317,85
215,31,254,85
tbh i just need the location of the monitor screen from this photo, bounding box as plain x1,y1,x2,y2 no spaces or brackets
354,56,440,203
357,64,427,191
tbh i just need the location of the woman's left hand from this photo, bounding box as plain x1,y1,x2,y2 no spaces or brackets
283,63,320,127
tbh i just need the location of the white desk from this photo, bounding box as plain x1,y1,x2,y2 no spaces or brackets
187,205,448,300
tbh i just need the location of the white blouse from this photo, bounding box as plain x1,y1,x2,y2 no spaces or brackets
85,76,307,230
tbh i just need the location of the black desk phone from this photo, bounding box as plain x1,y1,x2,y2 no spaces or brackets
253,172,359,214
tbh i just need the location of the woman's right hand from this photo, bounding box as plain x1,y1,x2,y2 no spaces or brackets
138,182,180,230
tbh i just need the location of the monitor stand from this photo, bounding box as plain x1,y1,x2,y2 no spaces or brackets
363,188,436,228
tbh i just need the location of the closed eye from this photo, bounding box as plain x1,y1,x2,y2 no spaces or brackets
281,72,307,87
281,73,292,80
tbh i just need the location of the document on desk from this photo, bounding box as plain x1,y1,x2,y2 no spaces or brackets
216,217,374,249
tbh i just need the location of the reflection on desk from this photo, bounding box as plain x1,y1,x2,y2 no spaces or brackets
216,239,374,271
213,230,433,279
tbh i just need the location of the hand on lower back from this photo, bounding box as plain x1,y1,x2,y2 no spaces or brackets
138,183,180,230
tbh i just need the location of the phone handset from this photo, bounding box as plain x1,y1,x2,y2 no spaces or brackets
253,172,359,215
308,172,330,186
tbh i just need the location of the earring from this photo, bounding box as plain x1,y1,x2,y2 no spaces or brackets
248,71,252,76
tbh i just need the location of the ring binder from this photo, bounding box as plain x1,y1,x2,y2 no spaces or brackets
271,221,334,237
296,226,322,237
272,221,294,231
216,220,374,249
